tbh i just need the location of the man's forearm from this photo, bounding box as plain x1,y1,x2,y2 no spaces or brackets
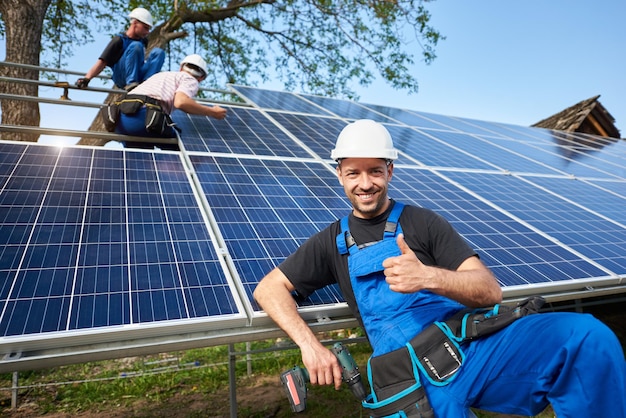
427,265,502,307
253,268,343,387
85,59,106,80
253,268,320,348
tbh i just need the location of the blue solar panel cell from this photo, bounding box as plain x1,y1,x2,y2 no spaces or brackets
444,171,626,275
232,85,334,116
298,93,397,122
172,107,313,157
0,144,25,179
386,125,497,169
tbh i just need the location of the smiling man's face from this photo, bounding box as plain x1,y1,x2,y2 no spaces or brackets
336,158,393,219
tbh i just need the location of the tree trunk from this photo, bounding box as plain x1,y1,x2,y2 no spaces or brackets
0,0,51,142
76,92,125,147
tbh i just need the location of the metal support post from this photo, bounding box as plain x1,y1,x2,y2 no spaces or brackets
246,341,252,376
11,372,18,409
229,343,237,418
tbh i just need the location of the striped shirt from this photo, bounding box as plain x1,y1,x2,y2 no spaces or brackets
131,71,199,115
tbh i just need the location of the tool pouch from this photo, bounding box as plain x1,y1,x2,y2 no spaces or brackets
409,323,465,386
118,99,143,115
448,296,546,341
100,103,120,132
145,105,169,135
363,349,434,418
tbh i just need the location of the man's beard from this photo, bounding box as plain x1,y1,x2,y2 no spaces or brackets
349,192,387,218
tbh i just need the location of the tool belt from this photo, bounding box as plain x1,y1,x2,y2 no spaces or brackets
100,94,177,136
362,296,545,418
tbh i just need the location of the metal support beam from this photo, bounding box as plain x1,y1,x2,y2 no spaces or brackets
11,372,18,409
0,123,177,145
229,344,237,418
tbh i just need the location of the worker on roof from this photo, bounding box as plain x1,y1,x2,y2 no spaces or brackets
75,7,164,92
253,119,626,417
103,54,227,150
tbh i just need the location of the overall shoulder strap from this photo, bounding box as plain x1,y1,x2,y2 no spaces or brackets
336,215,356,255
383,201,405,239
337,201,406,255
118,33,132,50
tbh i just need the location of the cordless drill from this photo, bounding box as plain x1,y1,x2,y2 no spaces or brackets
280,342,367,412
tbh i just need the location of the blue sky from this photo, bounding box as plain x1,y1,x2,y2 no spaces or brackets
355,0,626,131
3,1,625,144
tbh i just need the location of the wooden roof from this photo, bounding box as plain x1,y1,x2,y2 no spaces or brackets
532,95,621,139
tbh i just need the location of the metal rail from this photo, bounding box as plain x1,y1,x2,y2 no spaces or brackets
0,92,106,109
0,60,111,79
0,60,241,100
0,124,176,144
0,75,124,94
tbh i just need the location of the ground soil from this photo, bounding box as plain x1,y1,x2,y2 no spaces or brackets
4,375,294,418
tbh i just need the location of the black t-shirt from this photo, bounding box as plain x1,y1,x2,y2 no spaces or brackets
278,200,477,324
99,35,147,67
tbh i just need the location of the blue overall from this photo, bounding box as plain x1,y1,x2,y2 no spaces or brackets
115,107,177,150
115,107,174,137
111,35,165,88
337,202,626,417
336,202,464,357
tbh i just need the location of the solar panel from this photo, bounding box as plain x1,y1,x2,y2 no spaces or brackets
264,112,348,161
399,110,512,137
231,85,334,116
297,92,398,122
189,154,350,313
386,125,499,170
443,171,626,275
490,139,625,179
0,144,246,339
172,107,314,158
524,177,626,224
360,103,457,131
420,131,571,175
1,84,625,370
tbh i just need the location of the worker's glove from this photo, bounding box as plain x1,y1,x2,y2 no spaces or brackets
75,77,91,89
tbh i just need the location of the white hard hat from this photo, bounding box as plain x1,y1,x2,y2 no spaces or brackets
331,119,398,161
129,7,154,28
181,54,208,78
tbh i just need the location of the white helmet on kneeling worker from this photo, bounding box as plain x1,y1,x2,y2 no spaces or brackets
331,119,398,162
180,54,208,80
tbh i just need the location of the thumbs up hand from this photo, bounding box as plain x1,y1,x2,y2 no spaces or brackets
382,234,431,293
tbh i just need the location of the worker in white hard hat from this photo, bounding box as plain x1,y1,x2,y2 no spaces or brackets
253,119,626,417
76,7,164,91
105,54,227,150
